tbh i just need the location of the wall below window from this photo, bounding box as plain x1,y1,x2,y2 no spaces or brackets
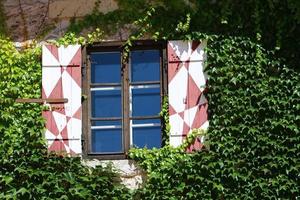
82,159,146,189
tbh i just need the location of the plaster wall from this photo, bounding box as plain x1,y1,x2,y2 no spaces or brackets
83,159,146,190
2,0,119,43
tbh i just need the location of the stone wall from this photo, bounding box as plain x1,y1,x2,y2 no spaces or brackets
2,0,119,43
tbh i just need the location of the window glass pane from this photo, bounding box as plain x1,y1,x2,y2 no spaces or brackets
91,120,121,126
92,126,122,153
132,118,161,124
131,85,160,116
91,52,121,83
131,50,160,82
91,88,121,117
132,119,161,149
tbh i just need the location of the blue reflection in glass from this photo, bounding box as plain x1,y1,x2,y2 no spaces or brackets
131,50,160,82
133,118,161,124
92,120,121,126
92,127,122,153
132,86,160,116
91,52,121,83
132,119,161,149
91,89,121,117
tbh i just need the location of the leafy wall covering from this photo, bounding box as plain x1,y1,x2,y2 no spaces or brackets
0,0,299,198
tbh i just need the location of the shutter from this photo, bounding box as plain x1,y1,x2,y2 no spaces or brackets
167,40,208,150
42,45,82,155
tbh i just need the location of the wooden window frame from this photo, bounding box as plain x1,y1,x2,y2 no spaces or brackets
82,40,167,159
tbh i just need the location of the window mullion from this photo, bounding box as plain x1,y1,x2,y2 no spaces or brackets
90,83,121,87
122,52,130,156
130,115,160,120
86,54,92,154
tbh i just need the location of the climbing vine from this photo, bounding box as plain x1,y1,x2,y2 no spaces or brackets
0,1,300,199
159,96,170,146
0,38,131,199
65,0,300,71
130,34,300,199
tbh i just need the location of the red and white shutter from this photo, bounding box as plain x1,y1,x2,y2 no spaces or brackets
167,40,208,150
42,45,82,155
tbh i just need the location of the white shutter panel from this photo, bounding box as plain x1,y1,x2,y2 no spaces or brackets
42,45,82,155
167,40,208,150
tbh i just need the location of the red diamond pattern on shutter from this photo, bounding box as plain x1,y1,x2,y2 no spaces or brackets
168,40,208,150
42,45,82,155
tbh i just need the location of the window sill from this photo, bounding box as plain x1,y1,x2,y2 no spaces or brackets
83,153,127,160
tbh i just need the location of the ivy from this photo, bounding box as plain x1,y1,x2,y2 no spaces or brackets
1,3,300,198
67,0,150,36
130,34,300,199
49,28,104,46
68,0,300,70
159,96,170,146
205,35,300,198
0,38,131,199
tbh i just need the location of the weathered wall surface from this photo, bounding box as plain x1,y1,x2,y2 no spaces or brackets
83,159,146,190
2,0,119,43
3,0,50,41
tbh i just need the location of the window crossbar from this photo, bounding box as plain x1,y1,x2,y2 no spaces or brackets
91,83,121,87
131,123,161,128
91,125,122,130
90,86,121,91
130,115,160,120
130,81,160,86
91,117,122,121
130,84,160,89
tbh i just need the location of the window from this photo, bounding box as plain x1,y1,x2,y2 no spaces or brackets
83,41,166,159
